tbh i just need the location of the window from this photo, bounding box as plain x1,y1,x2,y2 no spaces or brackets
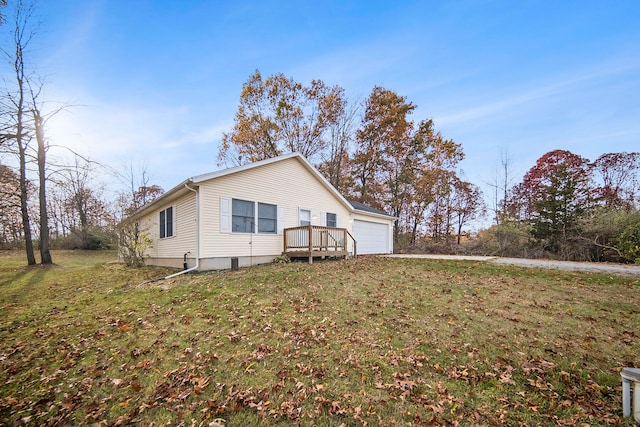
232,199,254,233
258,202,277,233
227,198,281,234
159,206,174,238
326,212,337,228
299,208,311,226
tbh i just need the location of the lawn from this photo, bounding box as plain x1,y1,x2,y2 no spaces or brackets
1,250,639,426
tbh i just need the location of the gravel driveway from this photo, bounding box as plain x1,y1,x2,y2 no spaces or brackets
384,254,640,278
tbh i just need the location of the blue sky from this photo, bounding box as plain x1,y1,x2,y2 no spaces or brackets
13,0,640,210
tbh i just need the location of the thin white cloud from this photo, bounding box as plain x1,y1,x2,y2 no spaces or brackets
436,56,640,127
43,93,228,190
287,35,418,89
173,123,230,147
40,0,106,70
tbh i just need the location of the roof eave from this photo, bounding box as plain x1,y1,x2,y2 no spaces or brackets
127,178,194,220
124,152,395,223
353,209,396,220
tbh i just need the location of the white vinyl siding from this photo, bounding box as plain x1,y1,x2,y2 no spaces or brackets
135,154,395,268
144,191,197,259
198,157,353,259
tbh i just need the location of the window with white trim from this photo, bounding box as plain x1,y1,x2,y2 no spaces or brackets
326,212,337,228
299,208,311,226
159,206,174,238
230,199,280,234
258,202,277,233
232,199,254,233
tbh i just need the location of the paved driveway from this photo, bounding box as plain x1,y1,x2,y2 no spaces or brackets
384,254,640,278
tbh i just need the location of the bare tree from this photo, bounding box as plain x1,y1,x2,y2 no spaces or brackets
1,0,63,264
29,83,59,262
114,161,164,217
591,152,640,209
316,95,360,194
0,1,6,26
0,0,37,264
113,162,163,267
486,149,517,225
449,178,485,245
48,155,112,248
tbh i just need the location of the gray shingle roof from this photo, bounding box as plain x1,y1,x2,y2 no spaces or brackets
347,199,391,217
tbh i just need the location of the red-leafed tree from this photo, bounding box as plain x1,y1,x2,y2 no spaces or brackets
591,152,640,209
497,150,640,262
516,150,592,253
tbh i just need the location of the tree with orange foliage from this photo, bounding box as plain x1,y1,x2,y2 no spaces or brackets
219,70,346,167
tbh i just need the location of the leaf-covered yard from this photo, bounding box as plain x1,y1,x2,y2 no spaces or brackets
1,251,639,426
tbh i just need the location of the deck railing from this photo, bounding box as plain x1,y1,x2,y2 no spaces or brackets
283,225,356,262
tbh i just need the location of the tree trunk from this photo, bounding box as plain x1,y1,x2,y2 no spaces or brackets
411,217,419,245
76,190,89,247
34,110,52,264
16,63,36,265
9,0,36,265
18,139,36,265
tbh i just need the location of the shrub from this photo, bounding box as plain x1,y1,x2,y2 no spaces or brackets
472,222,533,257
617,212,640,263
117,222,152,267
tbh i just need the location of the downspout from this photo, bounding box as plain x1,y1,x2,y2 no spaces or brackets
164,183,199,279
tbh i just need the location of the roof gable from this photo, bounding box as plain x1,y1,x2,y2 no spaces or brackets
191,153,355,210
130,153,395,220
190,152,301,183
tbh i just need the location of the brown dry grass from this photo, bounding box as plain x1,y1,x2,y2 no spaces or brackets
1,251,639,426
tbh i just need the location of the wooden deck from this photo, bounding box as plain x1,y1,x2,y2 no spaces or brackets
283,225,356,263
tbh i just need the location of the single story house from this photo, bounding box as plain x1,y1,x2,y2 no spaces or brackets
127,152,395,270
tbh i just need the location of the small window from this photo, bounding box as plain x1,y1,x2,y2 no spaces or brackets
258,202,277,233
326,212,337,228
299,208,311,226
232,199,254,233
159,206,174,238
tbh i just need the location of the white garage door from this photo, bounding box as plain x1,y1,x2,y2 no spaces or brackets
353,220,390,255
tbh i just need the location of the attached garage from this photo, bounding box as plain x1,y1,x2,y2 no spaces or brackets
352,219,392,255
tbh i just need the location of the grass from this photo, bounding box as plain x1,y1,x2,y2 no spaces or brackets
1,250,639,426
